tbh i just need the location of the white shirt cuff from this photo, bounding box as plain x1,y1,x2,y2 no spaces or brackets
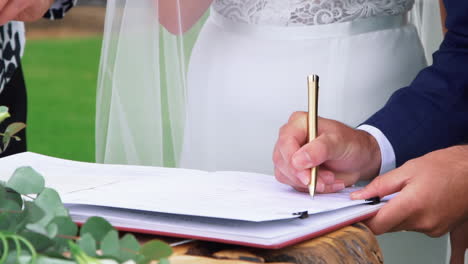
357,125,396,175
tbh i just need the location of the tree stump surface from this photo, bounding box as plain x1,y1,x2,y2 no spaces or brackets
138,222,383,264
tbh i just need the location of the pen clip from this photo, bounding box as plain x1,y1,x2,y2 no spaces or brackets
293,211,309,219
365,196,381,205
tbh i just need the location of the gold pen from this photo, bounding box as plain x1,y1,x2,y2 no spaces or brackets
307,75,319,198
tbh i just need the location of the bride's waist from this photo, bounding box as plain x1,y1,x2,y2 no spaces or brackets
209,8,408,40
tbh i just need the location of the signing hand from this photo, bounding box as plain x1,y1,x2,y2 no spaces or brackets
351,146,468,237
0,0,54,25
273,112,382,193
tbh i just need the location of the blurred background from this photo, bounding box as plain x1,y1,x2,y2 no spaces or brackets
24,0,106,162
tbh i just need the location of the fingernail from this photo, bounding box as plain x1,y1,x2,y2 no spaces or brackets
350,191,362,200
292,151,313,169
332,183,345,192
316,182,325,192
321,173,334,184
298,171,309,185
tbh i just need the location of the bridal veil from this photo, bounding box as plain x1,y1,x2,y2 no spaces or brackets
95,0,204,166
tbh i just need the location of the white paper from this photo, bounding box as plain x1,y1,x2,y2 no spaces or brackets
68,203,384,247
0,152,372,222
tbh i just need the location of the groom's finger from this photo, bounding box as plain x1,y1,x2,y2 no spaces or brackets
291,132,347,170
365,190,413,234
274,159,304,188
277,112,308,159
350,166,410,200
282,111,308,145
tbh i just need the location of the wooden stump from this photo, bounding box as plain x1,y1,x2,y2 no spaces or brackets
151,222,383,264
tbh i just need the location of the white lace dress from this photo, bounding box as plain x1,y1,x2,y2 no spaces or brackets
180,1,447,262
181,0,424,173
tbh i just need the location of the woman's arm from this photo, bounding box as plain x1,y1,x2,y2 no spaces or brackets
158,0,214,35
439,0,447,34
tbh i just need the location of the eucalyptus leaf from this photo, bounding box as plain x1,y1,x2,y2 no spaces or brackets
101,230,120,261
69,240,108,264
139,240,172,261
80,217,113,249
25,223,49,236
0,163,175,263
23,201,45,224
77,233,97,257
5,189,23,209
49,216,78,248
15,201,45,232
0,184,5,201
0,199,22,231
0,214,11,230
0,197,19,212
6,167,45,195
34,188,68,226
119,234,140,261
47,223,59,238
19,229,54,252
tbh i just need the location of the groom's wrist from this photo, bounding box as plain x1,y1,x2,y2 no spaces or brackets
356,125,396,179
355,129,381,180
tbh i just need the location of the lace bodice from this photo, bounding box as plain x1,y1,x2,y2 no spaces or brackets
212,0,414,26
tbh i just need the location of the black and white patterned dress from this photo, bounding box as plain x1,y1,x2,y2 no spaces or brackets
0,0,76,93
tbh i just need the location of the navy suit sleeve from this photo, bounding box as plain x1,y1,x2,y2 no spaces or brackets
364,0,468,166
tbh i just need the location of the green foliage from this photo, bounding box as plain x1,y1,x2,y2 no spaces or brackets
80,217,113,248
137,241,172,264
0,166,173,263
7,167,45,195
0,106,10,123
2,122,26,151
0,106,26,154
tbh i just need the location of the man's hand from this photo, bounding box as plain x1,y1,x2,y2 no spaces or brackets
351,146,468,237
0,0,54,25
273,112,382,193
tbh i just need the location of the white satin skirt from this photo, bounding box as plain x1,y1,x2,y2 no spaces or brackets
181,11,426,175
179,10,449,264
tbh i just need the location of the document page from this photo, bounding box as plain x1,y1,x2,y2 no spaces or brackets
62,171,368,221
0,152,370,222
0,152,203,195
68,202,384,247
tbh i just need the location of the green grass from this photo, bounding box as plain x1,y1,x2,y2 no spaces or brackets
22,37,102,162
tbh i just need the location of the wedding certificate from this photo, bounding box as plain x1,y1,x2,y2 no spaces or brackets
0,152,389,248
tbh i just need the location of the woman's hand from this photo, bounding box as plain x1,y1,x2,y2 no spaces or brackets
0,0,54,25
